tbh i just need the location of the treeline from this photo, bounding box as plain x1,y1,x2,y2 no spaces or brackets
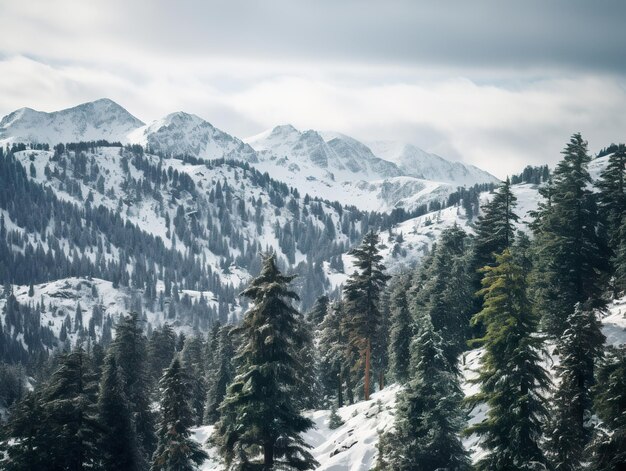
1,133,625,470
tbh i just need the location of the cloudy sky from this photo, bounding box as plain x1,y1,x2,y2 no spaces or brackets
1,0,626,177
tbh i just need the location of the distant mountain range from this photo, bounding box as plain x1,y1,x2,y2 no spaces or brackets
0,98,498,211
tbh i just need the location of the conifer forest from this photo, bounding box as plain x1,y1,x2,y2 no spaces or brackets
1,2,626,470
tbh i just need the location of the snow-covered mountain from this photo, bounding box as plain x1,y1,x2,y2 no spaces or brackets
128,111,258,161
244,124,500,211
0,99,500,212
0,98,145,145
367,140,498,186
246,125,401,180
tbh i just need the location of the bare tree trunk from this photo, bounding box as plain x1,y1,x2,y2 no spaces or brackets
378,370,384,391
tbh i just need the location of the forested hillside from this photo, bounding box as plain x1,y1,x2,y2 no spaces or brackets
1,128,625,471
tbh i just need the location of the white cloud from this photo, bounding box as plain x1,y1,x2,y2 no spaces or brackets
1,55,625,178
1,1,626,178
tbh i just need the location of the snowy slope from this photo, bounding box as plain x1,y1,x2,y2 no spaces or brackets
246,125,473,212
128,112,258,161
0,98,144,145
0,99,500,213
189,300,626,470
367,140,498,186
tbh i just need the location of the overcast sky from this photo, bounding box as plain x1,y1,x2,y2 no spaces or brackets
1,0,626,178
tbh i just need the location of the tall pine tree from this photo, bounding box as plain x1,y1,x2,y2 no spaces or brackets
384,317,470,471
151,357,208,471
98,354,140,470
466,248,551,470
589,345,626,470
547,302,605,471
342,231,390,400
213,254,317,470
531,133,608,336
111,312,157,467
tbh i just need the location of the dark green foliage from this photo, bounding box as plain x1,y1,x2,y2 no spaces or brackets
472,178,519,271
307,295,329,326
204,325,235,424
151,357,208,471
342,231,390,400
589,346,626,470
98,354,140,470
4,347,100,470
213,254,317,470
328,405,344,430
112,313,157,466
547,302,606,471
387,273,413,384
466,248,550,470
417,225,473,364
317,301,351,407
2,392,48,470
383,319,470,471
531,133,609,336
597,144,626,293
181,335,208,426
148,323,177,384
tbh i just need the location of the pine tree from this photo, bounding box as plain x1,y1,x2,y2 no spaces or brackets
597,144,626,254
547,302,606,471
98,354,140,470
420,225,472,364
317,300,350,407
147,323,177,384
112,312,157,466
466,248,551,470
181,335,208,426
213,254,317,470
39,346,100,470
589,345,626,470
342,231,390,400
384,318,470,471
151,357,208,471
472,177,519,271
307,294,329,326
531,133,608,336
204,325,234,424
387,272,413,384
3,392,48,470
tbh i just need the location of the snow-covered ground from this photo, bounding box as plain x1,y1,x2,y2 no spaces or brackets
190,295,626,470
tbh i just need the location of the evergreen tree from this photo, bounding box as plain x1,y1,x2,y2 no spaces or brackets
466,248,551,470
181,335,208,426
547,302,606,471
98,354,140,470
112,312,157,466
3,392,48,470
589,345,626,470
307,294,329,326
387,272,413,384
531,133,608,336
317,301,350,407
420,225,473,364
384,318,470,471
148,323,177,384
472,177,519,271
213,254,317,470
29,347,100,470
597,144,626,254
204,325,234,424
342,231,390,400
151,357,208,471
597,144,626,294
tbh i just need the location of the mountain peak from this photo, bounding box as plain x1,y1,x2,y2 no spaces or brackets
0,99,144,145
